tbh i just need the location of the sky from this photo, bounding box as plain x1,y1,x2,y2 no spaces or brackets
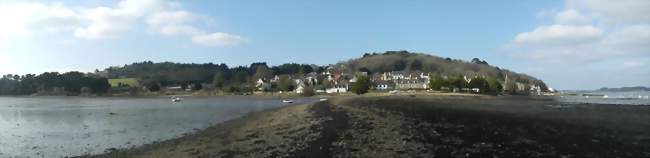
0,0,648,90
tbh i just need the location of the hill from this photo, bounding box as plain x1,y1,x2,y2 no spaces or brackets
334,51,547,90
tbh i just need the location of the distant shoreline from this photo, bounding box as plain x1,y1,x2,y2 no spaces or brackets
0,91,485,98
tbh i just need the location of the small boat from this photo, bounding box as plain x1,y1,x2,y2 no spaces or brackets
319,98,328,102
171,96,182,102
282,99,294,103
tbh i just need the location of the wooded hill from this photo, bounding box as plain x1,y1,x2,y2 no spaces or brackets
334,51,547,89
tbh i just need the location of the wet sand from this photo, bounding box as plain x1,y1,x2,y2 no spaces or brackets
87,95,650,158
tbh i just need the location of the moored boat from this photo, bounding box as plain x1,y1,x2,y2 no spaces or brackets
171,96,182,102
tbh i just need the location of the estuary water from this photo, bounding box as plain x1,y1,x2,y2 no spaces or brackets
556,91,650,105
0,96,316,157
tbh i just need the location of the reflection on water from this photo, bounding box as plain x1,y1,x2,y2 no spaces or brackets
0,96,315,157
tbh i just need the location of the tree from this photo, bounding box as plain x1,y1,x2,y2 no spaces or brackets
351,75,370,94
145,82,161,92
410,60,423,71
192,82,203,91
428,75,447,91
392,60,407,71
252,65,273,81
471,58,488,65
448,75,467,90
277,75,295,92
468,77,488,93
486,77,503,94
90,78,111,94
61,71,86,94
212,71,228,90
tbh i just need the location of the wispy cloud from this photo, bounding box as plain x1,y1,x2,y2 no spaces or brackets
0,0,244,46
505,0,650,64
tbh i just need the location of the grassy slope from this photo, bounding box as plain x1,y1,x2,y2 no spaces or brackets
108,78,140,87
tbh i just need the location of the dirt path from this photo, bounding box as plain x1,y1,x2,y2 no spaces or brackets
292,102,349,158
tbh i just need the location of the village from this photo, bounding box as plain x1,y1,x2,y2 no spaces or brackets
108,66,551,96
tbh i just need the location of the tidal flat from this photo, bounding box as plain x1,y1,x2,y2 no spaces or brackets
92,95,650,158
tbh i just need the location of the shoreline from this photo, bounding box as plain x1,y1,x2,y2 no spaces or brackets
83,95,650,157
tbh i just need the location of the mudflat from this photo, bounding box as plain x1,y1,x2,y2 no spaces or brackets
89,95,650,158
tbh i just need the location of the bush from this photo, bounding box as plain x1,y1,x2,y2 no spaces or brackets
302,87,315,97
429,75,447,91
486,77,503,94
351,75,370,95
145,82,160,91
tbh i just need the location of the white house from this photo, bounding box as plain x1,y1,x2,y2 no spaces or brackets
395,79,428,90
256,78,272,91
326,84,348,93
270,75,280,83
374,81,393,90
294,79,307,93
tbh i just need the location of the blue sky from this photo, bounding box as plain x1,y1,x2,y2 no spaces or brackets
0,0,648,90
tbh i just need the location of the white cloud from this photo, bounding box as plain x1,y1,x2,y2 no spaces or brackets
192,32,245,46
514,25,602,45
0,3,82,40
158,25,203,36
74,6,135,39
623,61,646,68
146,10,203,36
567,0,650,25
506,0,650,64
146,10,193,26
554,9,591,25
0,0,243,46
601,25,650,55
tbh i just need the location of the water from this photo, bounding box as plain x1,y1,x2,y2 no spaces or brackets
0,96,316,157
556,91,650,105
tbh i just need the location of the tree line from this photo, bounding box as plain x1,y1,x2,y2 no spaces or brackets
106,61,324,93
0,72,110,95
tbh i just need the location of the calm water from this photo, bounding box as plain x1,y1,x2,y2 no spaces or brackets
556,91,650,105
0,96,316,157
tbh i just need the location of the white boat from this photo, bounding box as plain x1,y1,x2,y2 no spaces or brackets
171,96,182,102
282,99,293,103
319,98,328,102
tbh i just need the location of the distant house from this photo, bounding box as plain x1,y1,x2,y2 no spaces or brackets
349,76,358,83
463,75,473,83
270,75,280,83
419,72,430,80
374,80,394,90
326,84,348,93
255,78,272,91
305,75,318,86
395,79,428,90
201,83,216,91
167,86,183,91
530,85,542,95
294,79,307,93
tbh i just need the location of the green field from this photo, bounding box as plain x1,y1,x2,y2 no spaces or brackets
108,78,140,87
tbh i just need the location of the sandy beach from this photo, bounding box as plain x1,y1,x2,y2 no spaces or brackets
87,95,650,158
